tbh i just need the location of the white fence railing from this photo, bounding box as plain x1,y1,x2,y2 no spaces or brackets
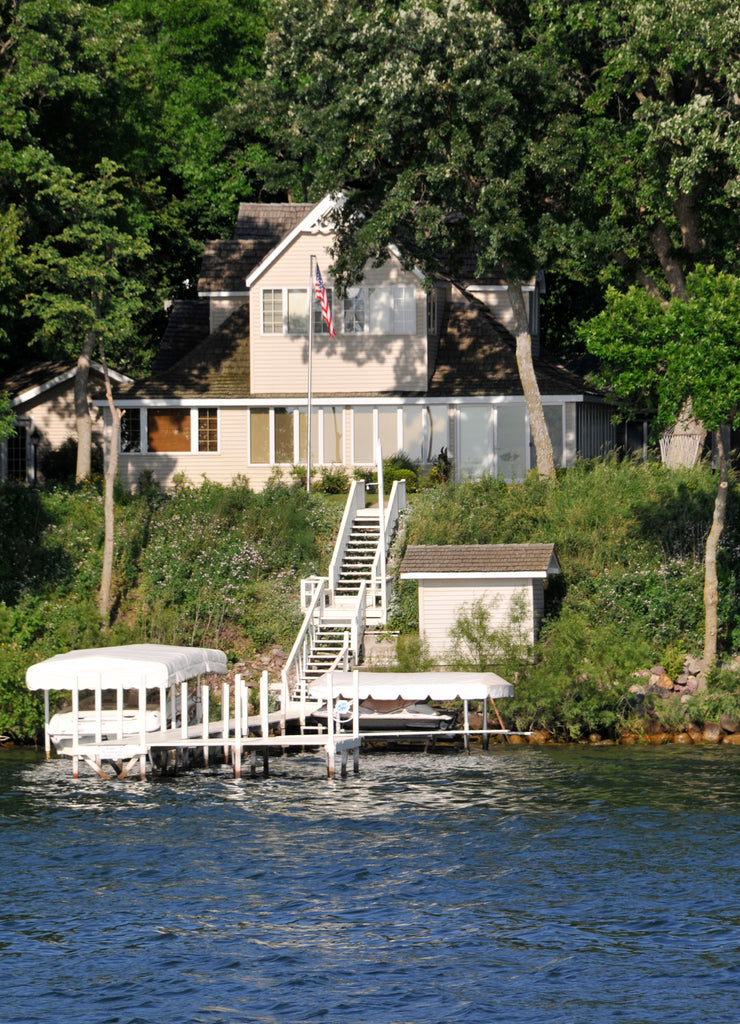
282,576,328,701
368,479,406,622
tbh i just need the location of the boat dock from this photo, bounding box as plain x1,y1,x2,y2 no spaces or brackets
26,646,522,781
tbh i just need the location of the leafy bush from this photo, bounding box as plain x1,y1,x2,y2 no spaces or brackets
315,465,350,493
40,438,104,482
392,632,436,672
446,595,531,677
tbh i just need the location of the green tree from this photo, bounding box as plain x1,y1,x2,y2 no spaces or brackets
118,0,268,234
533,0,740,462
0,391,15,442
21,158,153,480
580,265,740,665
0,0,269,375
534,0,740,296
255,0,591,477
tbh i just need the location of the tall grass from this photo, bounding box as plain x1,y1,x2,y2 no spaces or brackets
1,459,738,741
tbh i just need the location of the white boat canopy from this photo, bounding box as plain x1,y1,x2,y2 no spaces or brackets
306,670,514,701
26,644,228,692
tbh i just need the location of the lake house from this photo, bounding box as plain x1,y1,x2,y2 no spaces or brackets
104,196,615,489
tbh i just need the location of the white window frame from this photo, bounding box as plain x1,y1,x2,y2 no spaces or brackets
261,288,283,334
118,408,220,454
261,287,334,335
341,286,416,336
248,406,345,465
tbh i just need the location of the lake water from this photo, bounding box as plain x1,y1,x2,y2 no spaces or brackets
2,743,739,1024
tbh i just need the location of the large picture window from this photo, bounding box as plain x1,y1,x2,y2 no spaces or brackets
249,407,345,465
343,286,416,335
119,408,218,454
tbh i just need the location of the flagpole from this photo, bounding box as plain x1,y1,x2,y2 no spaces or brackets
307,255,314,494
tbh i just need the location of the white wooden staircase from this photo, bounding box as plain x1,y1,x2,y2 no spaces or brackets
282,479,406,704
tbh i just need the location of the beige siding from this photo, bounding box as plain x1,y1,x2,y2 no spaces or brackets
249,233,428,395
116,408,267,490
418,578,536,661
15,380,105,454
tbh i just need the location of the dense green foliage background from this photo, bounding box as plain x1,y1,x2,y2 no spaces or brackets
2,460,738,742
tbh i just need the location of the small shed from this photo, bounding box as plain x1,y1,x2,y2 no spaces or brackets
400,543,561,659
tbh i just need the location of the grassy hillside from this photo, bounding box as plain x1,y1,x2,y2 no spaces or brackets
1,458,739,742
389,458,740,738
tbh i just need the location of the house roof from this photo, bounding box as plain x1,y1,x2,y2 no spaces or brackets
1,360,133,407
199,203,316,294
151,300,211,374
400,543,561,579
244,195,339,288
118,303,251,400
123,197,600,404
428,306,599,398
117,300,597,403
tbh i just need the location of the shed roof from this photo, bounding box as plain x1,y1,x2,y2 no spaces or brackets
400,543,560,579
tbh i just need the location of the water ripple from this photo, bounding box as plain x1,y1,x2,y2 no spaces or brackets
1,745,739,1023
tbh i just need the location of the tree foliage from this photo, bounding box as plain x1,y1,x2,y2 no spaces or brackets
581,265,740,431
0,0,269,375
533,0,740,296
580,264,740,664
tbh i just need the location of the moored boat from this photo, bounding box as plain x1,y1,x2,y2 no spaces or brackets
307,696,458,732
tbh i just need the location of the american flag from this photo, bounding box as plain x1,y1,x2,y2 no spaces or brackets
314,263,335,338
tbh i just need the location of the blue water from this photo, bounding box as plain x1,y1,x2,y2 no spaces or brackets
1,744,739,1024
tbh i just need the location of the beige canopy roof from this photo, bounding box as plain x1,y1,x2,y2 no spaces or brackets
306,670,514,701
26,644,227,692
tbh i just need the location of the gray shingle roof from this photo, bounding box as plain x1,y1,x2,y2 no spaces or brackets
198,204,315,293
118,303,251,399
401,543,560,576
429,306,598,397
151,300,211,374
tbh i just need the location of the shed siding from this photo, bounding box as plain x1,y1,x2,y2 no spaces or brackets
418,578,535,660
249,234,427,395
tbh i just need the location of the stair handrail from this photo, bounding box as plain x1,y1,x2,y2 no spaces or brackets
370,479,406,621
328,479,366,594
282,576,328,700
351,580,367,656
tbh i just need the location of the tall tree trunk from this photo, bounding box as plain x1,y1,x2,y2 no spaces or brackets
505,276,555,479
703,427,729,667
98,355,121,622
74,328,97,482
